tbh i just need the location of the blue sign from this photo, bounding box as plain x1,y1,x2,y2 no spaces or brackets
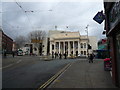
93,11,105,24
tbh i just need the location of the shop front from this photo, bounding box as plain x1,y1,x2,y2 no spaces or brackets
116,31,120,86
104,1,120,87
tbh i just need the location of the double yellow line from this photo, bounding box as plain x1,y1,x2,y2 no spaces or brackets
37,63,72,90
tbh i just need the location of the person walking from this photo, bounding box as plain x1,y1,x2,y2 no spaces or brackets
89,54,94,63
12,51,15,58
55,52,57,59
59,53,62,59
4,50,7,58
64,52,67,59
52,51,54,59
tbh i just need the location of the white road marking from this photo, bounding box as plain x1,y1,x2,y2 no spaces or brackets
0,59,22,69
16,60,22,63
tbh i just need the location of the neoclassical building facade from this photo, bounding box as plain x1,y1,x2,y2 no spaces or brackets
26,30,97,57
48,30,97,57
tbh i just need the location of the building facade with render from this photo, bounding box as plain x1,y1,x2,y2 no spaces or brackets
48,30,97,57
24,30,97,57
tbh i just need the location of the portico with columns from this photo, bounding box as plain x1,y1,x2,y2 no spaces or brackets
49,31,83,57
50,39,80,57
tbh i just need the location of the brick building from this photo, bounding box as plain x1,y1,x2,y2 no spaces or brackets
1,30,13,54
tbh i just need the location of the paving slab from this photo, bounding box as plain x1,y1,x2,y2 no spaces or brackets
48,59,117,88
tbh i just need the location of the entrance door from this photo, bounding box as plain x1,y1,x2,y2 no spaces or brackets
116,33,120,87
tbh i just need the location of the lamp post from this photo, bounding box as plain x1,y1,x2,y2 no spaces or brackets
86,25,89,56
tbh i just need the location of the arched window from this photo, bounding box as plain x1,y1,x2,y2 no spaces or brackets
81,43,83,48
84,43,86,48
81,51,83,55
84,51,86,55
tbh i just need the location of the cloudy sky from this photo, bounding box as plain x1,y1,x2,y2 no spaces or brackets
1,0,106,41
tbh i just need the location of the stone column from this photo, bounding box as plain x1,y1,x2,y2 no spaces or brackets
73,41,75,56
50,41,52,55
68,41,71,57
59,42,60,53
63,41,65,53
54,42,56,53
78,41,80,54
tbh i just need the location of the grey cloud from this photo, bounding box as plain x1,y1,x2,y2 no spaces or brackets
2,1,105,41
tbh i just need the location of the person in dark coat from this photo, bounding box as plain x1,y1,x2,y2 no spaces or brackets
55,52,57,59
59,53,62,59
52,51,54,59
12,51,15,58
89,54,94,63
64,52,67,59
4,51,6,58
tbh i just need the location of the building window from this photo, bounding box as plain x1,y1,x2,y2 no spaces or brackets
81,51,83,55
81,43,83,48
52,45,54,50
84,51,86,55
84,43,86,48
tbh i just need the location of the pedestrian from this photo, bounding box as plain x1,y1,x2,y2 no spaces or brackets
59,53,62,59
55,52,57,59
12,51,15,58
89,54,94,63
4,51,6,58
64,52,67,59
52,51,54,59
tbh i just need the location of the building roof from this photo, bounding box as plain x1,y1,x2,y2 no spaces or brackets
49,30,80,40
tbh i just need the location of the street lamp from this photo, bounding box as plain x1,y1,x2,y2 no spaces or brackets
86,25,89,41
85,25,89,56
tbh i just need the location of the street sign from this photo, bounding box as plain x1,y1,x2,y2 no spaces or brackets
93,11,105,24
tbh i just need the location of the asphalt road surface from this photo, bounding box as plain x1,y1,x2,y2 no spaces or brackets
2,56,80,89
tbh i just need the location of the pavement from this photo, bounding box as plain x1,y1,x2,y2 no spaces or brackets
48,59,117,88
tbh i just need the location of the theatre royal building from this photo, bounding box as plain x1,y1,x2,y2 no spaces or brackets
45,30,98,57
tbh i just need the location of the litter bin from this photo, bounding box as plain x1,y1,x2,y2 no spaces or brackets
104,58,111,71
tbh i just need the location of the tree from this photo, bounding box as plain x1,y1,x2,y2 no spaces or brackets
28,30,46,43
27,30,46,55
15,35,27,49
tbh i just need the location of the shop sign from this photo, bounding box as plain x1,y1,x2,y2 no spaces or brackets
109,1,120,29
93,11,105,24
31,39,42,43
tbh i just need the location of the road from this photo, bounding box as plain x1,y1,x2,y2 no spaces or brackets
2,56,80,89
